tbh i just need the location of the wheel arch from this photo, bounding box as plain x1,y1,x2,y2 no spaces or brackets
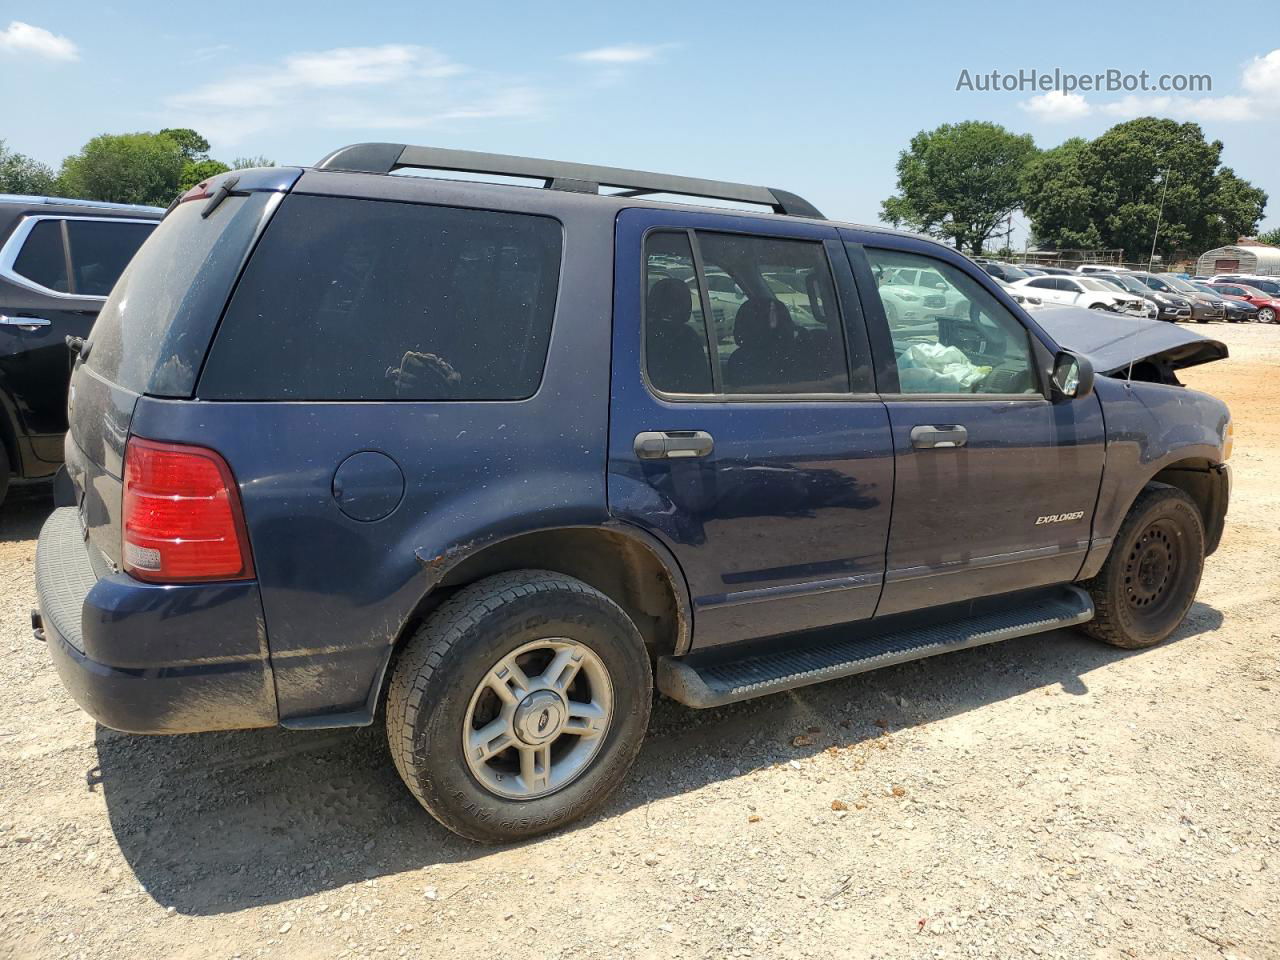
369,523,693,717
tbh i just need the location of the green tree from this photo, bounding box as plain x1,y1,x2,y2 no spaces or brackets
232,155,274,169
0,140,57,195
881,121,1038,255
57,132,186,205
159,128,231,192
1257,226,1280,245
1022,118,1267,260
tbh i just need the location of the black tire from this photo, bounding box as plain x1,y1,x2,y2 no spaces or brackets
1259,307,1275,324
385,570,652,843
1081,485,1205,649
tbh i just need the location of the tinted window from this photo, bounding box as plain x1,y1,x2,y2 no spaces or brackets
696,232,849,395
866,248,1038,396
644,232,713,394
1026,278,1055,289
66,220,155,296
88,192,276,396
201,196,563,401
12,219,68,292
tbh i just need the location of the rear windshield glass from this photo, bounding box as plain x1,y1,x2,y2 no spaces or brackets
86,192,277,396
199,195,563,401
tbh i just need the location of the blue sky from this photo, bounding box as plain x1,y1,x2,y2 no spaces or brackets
2,1,1277,242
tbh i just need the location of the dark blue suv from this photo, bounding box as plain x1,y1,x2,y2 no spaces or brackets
34,145,1232,842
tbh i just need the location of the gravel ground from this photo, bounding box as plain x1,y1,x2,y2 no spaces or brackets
1,322,1277,960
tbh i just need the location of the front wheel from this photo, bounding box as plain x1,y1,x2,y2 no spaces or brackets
385,570,652,842
1080,485,1205,649
1259,307,1276,324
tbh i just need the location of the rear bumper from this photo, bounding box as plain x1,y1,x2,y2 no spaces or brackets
36,507,278,734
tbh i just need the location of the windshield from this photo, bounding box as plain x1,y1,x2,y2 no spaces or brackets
1000,265,1031,280
1160,275,1200,294
1106,275,1146,294
1079,278,1115,292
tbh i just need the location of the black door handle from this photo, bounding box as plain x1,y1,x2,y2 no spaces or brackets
634,430,715,460
910,424,968,449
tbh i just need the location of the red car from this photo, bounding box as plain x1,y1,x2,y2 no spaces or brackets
1209,283,1280,324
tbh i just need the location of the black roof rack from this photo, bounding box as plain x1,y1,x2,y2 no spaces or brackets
314,142,824,219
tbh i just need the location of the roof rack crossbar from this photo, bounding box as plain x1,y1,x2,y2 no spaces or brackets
314,143,824,219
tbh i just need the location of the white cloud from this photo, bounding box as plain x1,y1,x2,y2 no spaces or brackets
1019,91,1091,122
568,44,667,64
1018,49,1280,126
1242,49,1280,98
166,44,539,145
0,20,78,61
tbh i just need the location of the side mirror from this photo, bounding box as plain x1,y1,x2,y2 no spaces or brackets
1051,350,1094,400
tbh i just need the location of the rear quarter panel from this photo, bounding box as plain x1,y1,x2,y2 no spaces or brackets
132,176,617,723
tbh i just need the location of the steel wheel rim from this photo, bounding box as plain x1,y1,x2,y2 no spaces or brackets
462,638,613,800
1123,519,1182,616
1261,308,1275,323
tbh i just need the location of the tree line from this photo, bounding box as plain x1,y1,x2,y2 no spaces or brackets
881,117,1278,258
0,129,271,208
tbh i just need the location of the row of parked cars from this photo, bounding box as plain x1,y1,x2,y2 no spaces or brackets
973,258,1280,325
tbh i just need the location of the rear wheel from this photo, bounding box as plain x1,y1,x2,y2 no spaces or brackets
386,570,652,843
1081,485,1205,649
1260,307,1276,324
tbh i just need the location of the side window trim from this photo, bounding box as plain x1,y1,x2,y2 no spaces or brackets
640,224,874,402
686,229,725,395
841,240,901,394
0,214,157,301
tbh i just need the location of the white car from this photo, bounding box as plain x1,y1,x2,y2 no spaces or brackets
1012,276,1147,314
996,278,1044,310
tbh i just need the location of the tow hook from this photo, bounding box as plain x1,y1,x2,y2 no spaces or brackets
31,609,45,643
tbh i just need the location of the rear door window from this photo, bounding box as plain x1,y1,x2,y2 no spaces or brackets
65,220,155,297
200,195,563,401
642,229,854,396
11,219,69,293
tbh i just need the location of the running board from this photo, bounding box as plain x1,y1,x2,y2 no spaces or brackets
657,586,1094,708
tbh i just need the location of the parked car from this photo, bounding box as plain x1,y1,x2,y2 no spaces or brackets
35,146,1232,843
0,195,161,506
1012,275,1148,314
995,279,1043,309
1076,264,1119,274
1206,282,1280,323
1208,274,1280,299
1032,266,1078,276
1127,272,1226,323
977,261,1033,283
1190,283,1257,322
1092,273,1190,322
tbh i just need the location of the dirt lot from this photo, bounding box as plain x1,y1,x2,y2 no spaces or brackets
1,323,1277,960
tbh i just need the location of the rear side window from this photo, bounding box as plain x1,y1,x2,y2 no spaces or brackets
66,220,154,296
12,219,69,293
643,230,852,396
200,196,563,401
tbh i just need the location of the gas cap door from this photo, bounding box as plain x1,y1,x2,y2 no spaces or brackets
332,451,405,522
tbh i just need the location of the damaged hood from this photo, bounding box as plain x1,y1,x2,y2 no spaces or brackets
1029,304,1228,375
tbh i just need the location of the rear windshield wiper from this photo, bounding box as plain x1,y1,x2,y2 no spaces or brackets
201,175,241,219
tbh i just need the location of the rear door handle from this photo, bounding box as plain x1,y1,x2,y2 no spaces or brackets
0,314,51,331
910,424,968,449
634,430,714,460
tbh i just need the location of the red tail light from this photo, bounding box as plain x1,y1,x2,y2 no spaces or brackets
122,437,254,583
